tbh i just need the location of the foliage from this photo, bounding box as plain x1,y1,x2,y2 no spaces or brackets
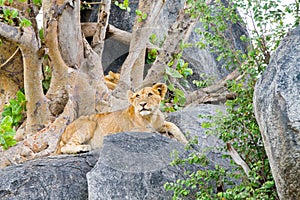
146,34,166,64
42,65,52,94
146,48,158,64
192,73,216,88
114,0,131,12
80,1,92,10
0,7,32,27
135,9,147,22
1,8,18,25
0,90,26,150
162,55,193,112
32,0,42,6
165,0,298,199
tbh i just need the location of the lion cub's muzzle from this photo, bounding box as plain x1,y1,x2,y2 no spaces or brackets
138,101,152,116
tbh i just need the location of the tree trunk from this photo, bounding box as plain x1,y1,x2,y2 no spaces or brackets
113,0,165,98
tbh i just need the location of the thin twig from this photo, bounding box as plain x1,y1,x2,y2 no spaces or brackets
0,47,20,68
226,142,251,177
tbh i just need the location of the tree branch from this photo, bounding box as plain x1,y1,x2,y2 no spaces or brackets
92,0,111,56
226,143,251,177
141,3,198,87
82,23,157,48
44,20,69,116
185,68,240,105
106,24,132,45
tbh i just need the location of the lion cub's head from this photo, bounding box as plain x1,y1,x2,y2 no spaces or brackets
128,83,167,116
104,71,120,83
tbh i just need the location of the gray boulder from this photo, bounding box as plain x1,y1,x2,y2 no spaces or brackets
87,104,232,199
254,26,300,199
0,153,99,200
87,132,185,200
167,104,230,167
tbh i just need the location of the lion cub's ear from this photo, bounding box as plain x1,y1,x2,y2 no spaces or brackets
108,71,114,76
127,90,135,104
152,83,167,99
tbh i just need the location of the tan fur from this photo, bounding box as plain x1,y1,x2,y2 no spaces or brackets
56,83,188,154
104,71,120,90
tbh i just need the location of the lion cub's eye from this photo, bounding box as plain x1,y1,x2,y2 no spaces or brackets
148,93,153,97
135,94,140,98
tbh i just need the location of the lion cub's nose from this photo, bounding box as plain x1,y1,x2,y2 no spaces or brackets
140,102,147,107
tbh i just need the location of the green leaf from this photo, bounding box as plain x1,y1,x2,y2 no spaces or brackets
3,9,11,17
20,18,32,27
201,122,212,129
166,67,183,78
1,116,13,130
142,13,147,20
12,105,22,116
135,9,142,15
3,129,15,137
2,106,12,117
11,9,18,18
175,88,185,97
174,89,186,105
168,60,174,67
123,0,129,8
119,4,126,10
149,34,157,44
32,0,42,5
167,84,175,91
177,59,185,68
240,35,247,41
1,135,17,150
13,114,23,125
0,135,5,145
183,68,193,77
16,90,25,103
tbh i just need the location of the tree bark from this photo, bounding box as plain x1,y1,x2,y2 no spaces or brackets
141,4,197,88
0,15,51,134
92,0,111,56
185,68,240,105
113,0,166,98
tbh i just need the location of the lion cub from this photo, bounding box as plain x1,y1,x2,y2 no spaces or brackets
56,83,188,154
104,71,120,90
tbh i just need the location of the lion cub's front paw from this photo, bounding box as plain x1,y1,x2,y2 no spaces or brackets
61,144,92,154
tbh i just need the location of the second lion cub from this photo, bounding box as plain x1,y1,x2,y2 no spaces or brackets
56,83,188,154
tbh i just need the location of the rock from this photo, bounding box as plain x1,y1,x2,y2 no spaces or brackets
253,26,300,199
87,105,233,199
87,132,185,200
167,104,229,167
0,152,99,200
